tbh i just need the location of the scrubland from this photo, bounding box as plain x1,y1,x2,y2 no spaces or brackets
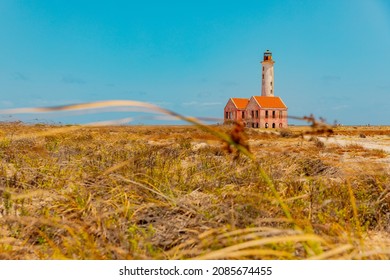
0,123,389,259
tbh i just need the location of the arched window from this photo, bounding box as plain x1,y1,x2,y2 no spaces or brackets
272,123,276,128
279,123,283,128
265,123,269,128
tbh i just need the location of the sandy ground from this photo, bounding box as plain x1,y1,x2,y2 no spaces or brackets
316,135,390,153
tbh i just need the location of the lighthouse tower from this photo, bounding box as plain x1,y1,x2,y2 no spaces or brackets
261,50,275,97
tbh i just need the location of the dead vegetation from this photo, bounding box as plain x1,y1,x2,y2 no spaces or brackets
0,122,389,259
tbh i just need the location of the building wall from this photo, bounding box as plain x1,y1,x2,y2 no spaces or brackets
224,99,246,123
261,108,288,128
244,97,288,128
245,98,261,127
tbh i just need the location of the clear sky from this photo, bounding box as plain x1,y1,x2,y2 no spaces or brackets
0,0,389,125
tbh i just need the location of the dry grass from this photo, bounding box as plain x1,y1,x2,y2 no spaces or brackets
0,121,389,260
0,100,389,260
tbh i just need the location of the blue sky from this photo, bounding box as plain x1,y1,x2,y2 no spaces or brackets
0,0,389,125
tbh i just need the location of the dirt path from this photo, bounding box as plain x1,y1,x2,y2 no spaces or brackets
315,136,390,153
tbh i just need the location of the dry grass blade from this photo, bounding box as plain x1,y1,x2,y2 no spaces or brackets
259,168,295,224
308,244,354,260
0,100,162,114
289,114,334,136
193,234,325,260
214,249,293,259
212,226,298,239
111,174,176,205
354,249,390,259
100,160,132,176
87,117,134,126
7,190,58,200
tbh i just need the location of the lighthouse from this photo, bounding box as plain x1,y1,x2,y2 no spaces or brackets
224,49,288,128
261,50,274,97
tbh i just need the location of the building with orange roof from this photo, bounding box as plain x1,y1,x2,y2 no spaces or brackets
224,98,249,123
224,50,288,128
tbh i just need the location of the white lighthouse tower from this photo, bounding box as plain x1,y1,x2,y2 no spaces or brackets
261,50,274,97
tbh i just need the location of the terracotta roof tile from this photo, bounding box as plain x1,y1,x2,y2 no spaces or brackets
254,96,287,109
231,98,249,109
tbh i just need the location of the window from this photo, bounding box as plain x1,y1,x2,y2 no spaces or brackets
263,66,264,71
225,112,228,119
265,110,269,118
279,111,283,119
262,74,264,79
265,123,269,128
270,81,272,86
272,123,276,128
251,110,254,118
256,123,259,128
255,110,259,118
252,123,255,128
242,111,245,118
279,123,283,128
272,111,276,118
